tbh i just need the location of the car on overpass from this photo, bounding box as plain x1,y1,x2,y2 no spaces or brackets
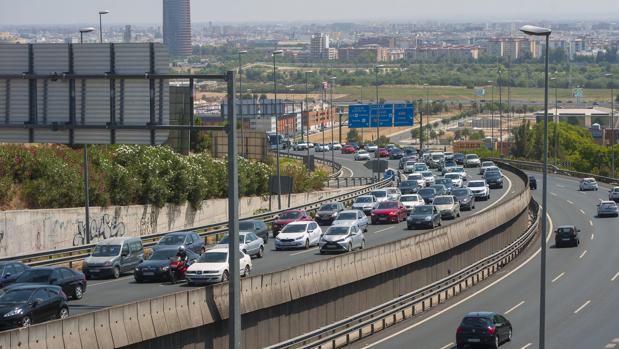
292,142,308,151
479,161,497,175
579,178,599,191
134,248,199,283
399,180,421,194
554,225,580,247
185,248,252,285
275,221,322,250
597,200,619,217
400,194,425,214
15,266,87,300
351,195,378,215
0,261,30,289
403,161,417,174
451,167,469,181
0,284,69,330
389,148,403,159
456,312,512,349
414,163,429,173
82,237,144,280
467,180,490,200
453,153,465,165
421,171,435,186
444,173,464,188
271,210,312,237
407,173,426,188
319,224,365,254
370,201,407,224
452,187,476,211
215,232,265,258
152,231,204,254
464,154,481,167
332,210,369,232
434,179,453,194
609,187,619,202
418,187,438,204
315,202,346,225
483,170,504,189
406,205,441,229
238,220,270,243
432,195,461,219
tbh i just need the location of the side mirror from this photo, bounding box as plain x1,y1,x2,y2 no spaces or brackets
122,251,129,257
32,298,44,307
3,273,11,279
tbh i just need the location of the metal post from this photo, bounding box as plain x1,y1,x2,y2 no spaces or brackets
490,81,494,142
273,51,282,209
238,51,246,157
83,144,90,244
553,78,558,165
226,70,241,349
540,33,549,349
375,66,381,179
330,77,335,173
305,71,312,167
99,14,103,43
607,73,615,178
498,69,503,155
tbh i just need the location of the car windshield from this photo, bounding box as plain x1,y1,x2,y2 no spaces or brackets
371,191,387,198
413,206,432,214
466,154,479,159
432,155,442,160
468,182,484,187
238,222,255,230
418,188,435,195
325,226,350,236
445,174,460,179
279,211,301,219
422,171,433,177
15,270,52,283
319,204,338,211
337,212,357,220
585,179,596,183
281,224,307,233
557,227,574,235
377,202,398,209
0,289,34,304
485,172,501,179
158,235,185,245
91,244,121,257
601,203,617,209
406,162,416,166
357,150,367,154
355,196,373,203
409,174,422,180
461,316,492,328
433,197,454,205
218,235,246,244
453,168,464,173
482,162,495,167
400,181,416,187
401,195,419,202
452,189,469,197
149,249,179,260
198,252,227,263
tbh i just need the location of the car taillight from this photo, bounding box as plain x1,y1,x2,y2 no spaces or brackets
456,327,464,334
487,326,496,335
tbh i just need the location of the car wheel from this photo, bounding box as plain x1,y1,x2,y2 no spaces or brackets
222,270,230,282
263,235,268,243
347,243,352,252
73,285,83,300
257,246,264,258
320,250,325,255
58,307,69,319
494,335,500,348
407,224,412,230
113,266,120,279
135,276,143,283
243,265,250,277
360,240,365,249
21,316,32,327
304,239,310,249
456,210,460,218
507,328,512,342
242,249,247,255
438,220,442,227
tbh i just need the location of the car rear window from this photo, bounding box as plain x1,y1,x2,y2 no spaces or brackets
461,316,492,328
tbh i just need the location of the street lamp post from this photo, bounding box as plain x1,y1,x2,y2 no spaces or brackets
424,83,430,146
330,76,336,172
98,10,109,43
498,69,503,155
304,71,313,165
79,27,95,244
605,73,615,178
238,50,247,157
488,80,494,143
418,99,424,150
272,50,283,209
520,24,552,349
550,77,558,165
374,65,384,179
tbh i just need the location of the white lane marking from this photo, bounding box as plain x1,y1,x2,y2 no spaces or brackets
550,192,558,197
611,272,619,282
605,344,617,348
591,233,595,240
520,344,533,349
552,272,565,283
579,209,586,215
438,343,453,349
579,250,588,259
360,214,554,349
574,300,591,314
613,338,619,343
589,220,593,227
504,301,525,315
477,175,513,214
566,200,574,205
289,247,319,256
557,184,565,188
372,226,396,235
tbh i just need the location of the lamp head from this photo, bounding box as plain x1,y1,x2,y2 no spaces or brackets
519,25,551,36
272,50,283,55
79,27,96,34
99,10,110,15
238,50,247,54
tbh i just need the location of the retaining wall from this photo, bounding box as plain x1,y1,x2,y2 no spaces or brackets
0,187,360,258
0,164,530,349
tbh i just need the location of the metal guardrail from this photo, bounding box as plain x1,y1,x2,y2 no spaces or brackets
2,170,388,267
267,199,540,349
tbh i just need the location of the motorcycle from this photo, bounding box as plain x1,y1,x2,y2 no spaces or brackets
168,257,189,284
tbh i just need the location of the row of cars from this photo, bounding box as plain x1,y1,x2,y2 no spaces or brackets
576,177,619,217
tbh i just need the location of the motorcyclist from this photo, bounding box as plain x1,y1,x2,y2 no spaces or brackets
176,246,188,263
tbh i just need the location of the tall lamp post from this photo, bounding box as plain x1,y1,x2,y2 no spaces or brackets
304,71,313,165
79,27,95,244
272,50,283,209
488,80,495,142
424,83,430,146
498,69,503,155
238,50,247,157
605,73,615,178
550,76,558,165
520,24,552,349
418,99,424,150
374,65,384,179
329,76,336,172
98,10,109,43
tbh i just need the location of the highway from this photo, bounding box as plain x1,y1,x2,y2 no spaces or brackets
68,150,523,317
350,172,619,349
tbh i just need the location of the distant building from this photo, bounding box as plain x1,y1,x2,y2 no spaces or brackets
123,25,132,43
338,45,388,62
406,45,481,61
484,38,538,59
163,0,192,57
534,108,612,128
357,36,397,48
310,33,335,60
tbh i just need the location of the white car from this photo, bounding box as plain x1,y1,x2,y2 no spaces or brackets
331,143,342,150
307,142,315,148
185,248,252,285
319,224,365,253
315,144,330,152
214,232,264,258
365,144,378,152
351,195,378,215
293,142,308,151
275,221,322,250
354,150,371,161
465,154,481,168
403,161,417,174
407,173,426,188
370,189,389,203
332,210,369,232
400,194,425,214
609,187,619,202
479,161,496,175
421,171,435,186
451,167,468,181
414,163,429,173
444,173,463,188
467,180,490,200
579,178,599,191
384,187,402,201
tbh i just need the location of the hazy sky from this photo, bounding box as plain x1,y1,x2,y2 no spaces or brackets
1,0,618,25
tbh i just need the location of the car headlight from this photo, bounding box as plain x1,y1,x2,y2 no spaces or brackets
425,216,432,221
295,236,305,240
4,308,23,317
331,212,337,217
135,267,139,271
160,266,169,271
103,261,112,267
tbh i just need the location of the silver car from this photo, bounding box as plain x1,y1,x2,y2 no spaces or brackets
407,173,426,188
384,187,402,201
319,224,365,253
370,189,389,203
215,232,265,258
332,210,369,232
597,200,619,217
479,161,496,175
609,187,619,202
432,195,461,219
352,195,378,215
579,178,599,191
421,171,435,186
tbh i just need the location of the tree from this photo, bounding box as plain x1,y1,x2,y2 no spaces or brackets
430,130,438,141
461,128,471,140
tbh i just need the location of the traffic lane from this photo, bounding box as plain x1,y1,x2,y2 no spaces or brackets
288,149,402,178
69,169,521,316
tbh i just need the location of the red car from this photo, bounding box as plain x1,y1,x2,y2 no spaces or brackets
378,148,390,158
271,210,312,236
341,145,356,154
371,201,408,224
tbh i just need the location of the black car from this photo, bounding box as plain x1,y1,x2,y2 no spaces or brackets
429,184,448,196
484,171,504,189
452,188,476,210
315,202,345,225
0,284,69,330
239,219,270,243
152,231,205,254
389,148,403,159
435,179,454,194
403,147,417,157
456,312,512,349
14,267,87,300
0,262,30,288
134,248,199,283
418,188,437,204
407,205,442,229
529,176,537,190
399,180,421,194
454,153,465,165
555,225,580,247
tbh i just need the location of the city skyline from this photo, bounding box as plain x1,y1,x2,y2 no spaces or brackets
1,0,619,25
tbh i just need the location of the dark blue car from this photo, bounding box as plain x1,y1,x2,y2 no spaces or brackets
0,284,69,330
383,168,397,180
418,188,437,204
435,178,454,194
0,261,30,288
152,231,205,254
134,248,199,283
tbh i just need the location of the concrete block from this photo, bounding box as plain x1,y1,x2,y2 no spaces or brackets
288,266,302,300
28,323,46,349
174,292,192,331
77,313,98,349
122,303,143,344
277,269,292,303
0,332,9,349
161,294,181,334
212,283,229,319
136,300,156,341
259,273,273,309
10,328,29,349
93,310,114,349
108,307,129,348
61,316,82,349
240,277,253,313
150,296,170,337
45,320,64,349
187,288,205,328
249,275,264,312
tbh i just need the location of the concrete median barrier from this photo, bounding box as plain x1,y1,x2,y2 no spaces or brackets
108,307,129,347
94,310,115,349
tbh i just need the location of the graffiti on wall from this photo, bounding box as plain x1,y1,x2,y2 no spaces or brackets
72,214,126,246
